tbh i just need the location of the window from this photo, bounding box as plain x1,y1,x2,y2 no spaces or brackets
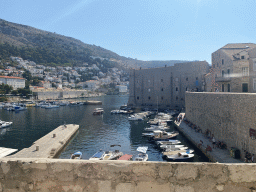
253,59,256,71
148,96,151,100
254,79,256,90
176,87,178,91
196,77,198,80
222,59,224,65
242,83,248,92
222,70,225,77
176,96,178,100
186,87,188,91
227,69,230,76
161,79,163,82
161,96,164,100
161,88,163,91
137,96,139,100
241,56,245,59
222,84,224,92
228,84,230,92
242,67,249,76
186,78,188,81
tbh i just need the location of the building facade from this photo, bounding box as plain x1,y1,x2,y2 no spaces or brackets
210,43,256,92
0,76,25,89
127,61,209,110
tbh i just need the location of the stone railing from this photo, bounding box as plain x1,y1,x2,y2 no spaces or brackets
0,158,255,191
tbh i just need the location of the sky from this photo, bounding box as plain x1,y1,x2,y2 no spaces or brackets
0,0,256,64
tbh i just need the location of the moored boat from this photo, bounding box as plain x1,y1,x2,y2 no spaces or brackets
134,146,148,161
118,154,133,161
93,108,104,115
70,151,82,159
89,150,105,160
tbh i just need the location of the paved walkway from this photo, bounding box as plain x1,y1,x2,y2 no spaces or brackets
9,124,79,158
175,113,242,163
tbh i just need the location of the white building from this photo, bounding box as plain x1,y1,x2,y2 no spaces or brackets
116,85,128,93
0,76,25,89
85,80,100,90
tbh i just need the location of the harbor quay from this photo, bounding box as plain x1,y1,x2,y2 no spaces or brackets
174,113,241,163
8,124,79,158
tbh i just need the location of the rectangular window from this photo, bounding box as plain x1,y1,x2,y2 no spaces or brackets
253,59,256,71
227,69,230,76
176,87,178,91
242,67,249,76
222,70,225,77
228,84,230,92
222,84,224,92
253,79,256,90
222,59,224,65
241,56,245,59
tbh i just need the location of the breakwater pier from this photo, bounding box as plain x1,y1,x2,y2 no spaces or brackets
9,124,79,158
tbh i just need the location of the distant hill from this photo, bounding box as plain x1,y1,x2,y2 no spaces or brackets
0,18,189,69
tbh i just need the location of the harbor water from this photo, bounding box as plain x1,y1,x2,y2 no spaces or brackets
0,95,209,162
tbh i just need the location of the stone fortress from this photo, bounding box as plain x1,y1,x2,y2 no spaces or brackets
2,44,256,191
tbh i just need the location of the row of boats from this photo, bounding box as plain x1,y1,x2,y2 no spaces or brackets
70,146,149,161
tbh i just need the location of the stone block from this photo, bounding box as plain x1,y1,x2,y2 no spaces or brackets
174,164,198,180
0,161,10,174
116,183,135,192
98,181,112,192
228,164,256,182
136,182,170,192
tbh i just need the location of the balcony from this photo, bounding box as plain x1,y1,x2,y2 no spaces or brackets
215,76,231,82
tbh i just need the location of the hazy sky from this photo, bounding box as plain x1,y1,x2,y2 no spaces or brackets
0,0,256,64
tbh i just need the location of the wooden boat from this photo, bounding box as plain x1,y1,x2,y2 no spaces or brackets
149,131,179,141
118,154,133,161
70,151,82,159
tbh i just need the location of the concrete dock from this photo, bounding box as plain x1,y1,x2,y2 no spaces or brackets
174,113,242,163
9,124,79,158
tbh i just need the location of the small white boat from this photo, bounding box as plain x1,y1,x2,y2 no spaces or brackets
166,151,195,161
93,108,104,115
162,149,194,157
162,146,188,152
70,151,82,159
159,144,185,150
144,125,169,131
128,114,143,121
102,150,123,160
111,109,127,114
134,146,148,161
45,104,59,109
89,150,105,160
0,121,13,129
156,140,181,145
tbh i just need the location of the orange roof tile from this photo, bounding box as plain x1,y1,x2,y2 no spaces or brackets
0,76,25,80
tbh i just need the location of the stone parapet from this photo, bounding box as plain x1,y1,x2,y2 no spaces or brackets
0,158,255,191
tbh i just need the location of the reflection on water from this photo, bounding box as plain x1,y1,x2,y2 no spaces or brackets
0,95,208,162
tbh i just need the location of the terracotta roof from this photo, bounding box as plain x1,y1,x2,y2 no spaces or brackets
0,76,25,80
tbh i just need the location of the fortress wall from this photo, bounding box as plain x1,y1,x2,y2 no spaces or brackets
0,158,255,192
185,92,256,158
33,90,88,100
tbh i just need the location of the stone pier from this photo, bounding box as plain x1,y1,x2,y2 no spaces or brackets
9,124,79,158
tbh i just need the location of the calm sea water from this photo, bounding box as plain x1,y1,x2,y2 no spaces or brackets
0,95,208,162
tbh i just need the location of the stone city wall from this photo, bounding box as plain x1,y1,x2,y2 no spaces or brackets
185,92,256,159
33,90,88,100
0,158,256,192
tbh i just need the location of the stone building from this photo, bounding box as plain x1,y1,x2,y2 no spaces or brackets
210,43,256,92
127,61,209,110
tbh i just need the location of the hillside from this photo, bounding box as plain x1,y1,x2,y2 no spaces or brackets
0,18,188,69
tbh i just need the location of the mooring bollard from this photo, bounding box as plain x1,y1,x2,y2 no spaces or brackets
53,134,56,138
36,146,39,151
